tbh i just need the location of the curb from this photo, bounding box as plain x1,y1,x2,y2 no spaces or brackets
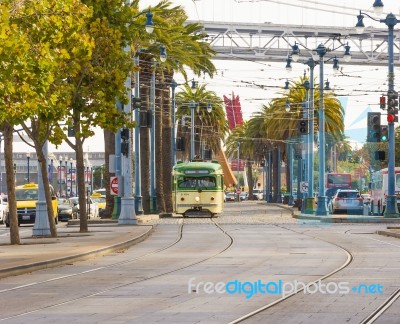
0,226,154,278
377,230,400,239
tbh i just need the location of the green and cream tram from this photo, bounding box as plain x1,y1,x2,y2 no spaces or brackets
172,161,224,217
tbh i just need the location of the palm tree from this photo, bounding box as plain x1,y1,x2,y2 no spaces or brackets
136,1,217,214
175,83,228,161
249,76,345,199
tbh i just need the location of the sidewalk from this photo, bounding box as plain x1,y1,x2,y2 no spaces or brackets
0,216,158,279
274,203,400,239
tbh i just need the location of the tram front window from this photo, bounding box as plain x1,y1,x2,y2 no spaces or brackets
178,177,216,189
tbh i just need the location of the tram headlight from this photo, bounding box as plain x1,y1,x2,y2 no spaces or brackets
180,197,185,201
195,196,200,202
211,196,215,200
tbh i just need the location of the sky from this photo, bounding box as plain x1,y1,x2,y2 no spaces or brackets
145,0,400,149
14,0,400,153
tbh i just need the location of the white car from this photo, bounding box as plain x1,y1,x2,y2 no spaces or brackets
69,197,99,219
0,195,8,224
252,189,263,200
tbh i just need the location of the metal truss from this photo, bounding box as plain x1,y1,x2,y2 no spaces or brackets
191,20,400,66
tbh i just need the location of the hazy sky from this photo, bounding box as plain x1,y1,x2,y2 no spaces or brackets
16,0,400,153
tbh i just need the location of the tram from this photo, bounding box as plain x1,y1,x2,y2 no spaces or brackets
172,160,224,217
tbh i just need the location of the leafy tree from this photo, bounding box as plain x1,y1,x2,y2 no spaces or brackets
53,0,142,232
0,0,91,242
131,1,217,214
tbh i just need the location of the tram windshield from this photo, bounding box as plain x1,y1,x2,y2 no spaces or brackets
178,176,216,189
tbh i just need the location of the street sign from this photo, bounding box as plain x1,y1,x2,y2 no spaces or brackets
300,181,309,193
110,176,118,196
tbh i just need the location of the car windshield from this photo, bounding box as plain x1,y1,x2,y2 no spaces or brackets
337,191,359,199
69,197,79,206
92,197,105,204
15,189,38,201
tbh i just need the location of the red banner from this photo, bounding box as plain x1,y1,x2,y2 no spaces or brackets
231,159,245,171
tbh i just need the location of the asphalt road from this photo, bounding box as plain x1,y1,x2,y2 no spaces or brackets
0,202,399,324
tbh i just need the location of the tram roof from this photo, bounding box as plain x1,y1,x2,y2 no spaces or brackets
173,161,223,174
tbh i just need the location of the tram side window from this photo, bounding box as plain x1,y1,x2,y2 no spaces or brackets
396,175,400,188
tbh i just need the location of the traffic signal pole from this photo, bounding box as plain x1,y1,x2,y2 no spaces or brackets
384,17,399,217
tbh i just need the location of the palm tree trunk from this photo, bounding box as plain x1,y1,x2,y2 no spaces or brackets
160,72,173,214
154,71,165,214
139,59,151,214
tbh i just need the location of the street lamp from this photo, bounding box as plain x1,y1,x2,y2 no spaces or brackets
70,158,73,197
118,7,155,222
190,100,196,160
26,152,30,183
355,2,399,217
236,142,241,196
64,156,68,197
287,41,351,215
171,79,178,166
59,156,63,197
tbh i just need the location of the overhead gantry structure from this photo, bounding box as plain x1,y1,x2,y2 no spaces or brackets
189,20,400,66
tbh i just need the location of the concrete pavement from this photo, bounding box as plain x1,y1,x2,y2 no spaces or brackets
0,217,158,279
0,204,399,280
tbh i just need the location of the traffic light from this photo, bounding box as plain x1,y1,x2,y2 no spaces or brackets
387,90,398,122
380,125,388,142
380,95,386,109
132,97,141,110
375,150,385,161
298,119,308,134
120,128,129,140
367,112,381,142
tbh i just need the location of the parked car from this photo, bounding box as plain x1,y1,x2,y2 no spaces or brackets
225,192,236,202
69,197,99,219
91,193,106,218
0,195,8,224
329,189,364,214
57,198,74,221
239,192,248,201
253,189,264,200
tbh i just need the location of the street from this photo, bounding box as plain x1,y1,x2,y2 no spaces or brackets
0,202,399,323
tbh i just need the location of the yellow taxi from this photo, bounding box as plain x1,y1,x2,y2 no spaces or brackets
91,192,106,218
5,183,58,227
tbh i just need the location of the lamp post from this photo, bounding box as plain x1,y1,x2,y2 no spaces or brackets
355,2,399,217
190,100,196,160
26,152,30,183
171,79,178,166
150,61,156,213
70,158,73,197
116,6,154,221
236,142,241,201
64,157,68,197
286,43,351,216
59,156,62,197
32,141,51,236
314,43,329,216
304,58,316,211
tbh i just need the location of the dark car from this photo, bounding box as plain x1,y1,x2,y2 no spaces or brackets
57,198,74,221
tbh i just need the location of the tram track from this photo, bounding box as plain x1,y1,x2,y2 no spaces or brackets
0,218,234,321
229,223,400,324
228,224,355,323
